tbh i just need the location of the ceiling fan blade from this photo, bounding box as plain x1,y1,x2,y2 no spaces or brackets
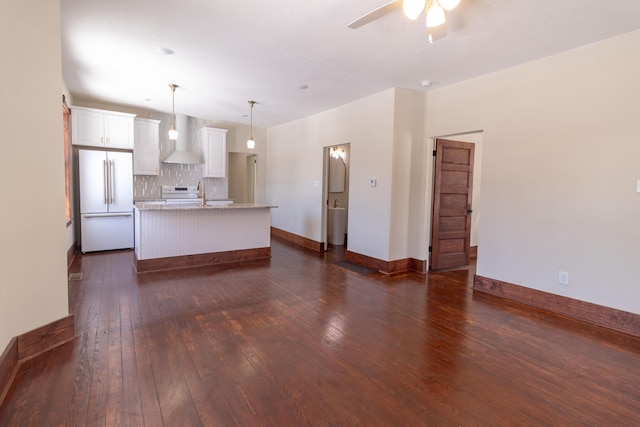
348,1,402,29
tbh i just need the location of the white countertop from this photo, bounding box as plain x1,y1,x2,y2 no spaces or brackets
135,202,277,211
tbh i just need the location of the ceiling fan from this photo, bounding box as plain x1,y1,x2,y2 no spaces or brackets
348,0,461,42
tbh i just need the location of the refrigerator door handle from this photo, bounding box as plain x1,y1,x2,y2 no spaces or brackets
109,159,115,204
82,213,133,218
103,159,109,204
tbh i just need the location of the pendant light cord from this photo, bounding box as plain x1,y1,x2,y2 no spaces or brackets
249,100,255,140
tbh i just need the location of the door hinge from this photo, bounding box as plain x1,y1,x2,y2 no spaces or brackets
433,150,437,157
428,246,432,252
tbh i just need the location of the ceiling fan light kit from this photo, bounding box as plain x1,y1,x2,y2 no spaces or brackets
425,2,446,28
403,0,426,20
351,0,461,42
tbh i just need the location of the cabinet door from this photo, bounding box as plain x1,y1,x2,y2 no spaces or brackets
104,113,134,149
202,127,228,178
72,108,105,147
134,118,160,175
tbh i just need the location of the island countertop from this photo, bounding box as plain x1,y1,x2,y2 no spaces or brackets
134,202,276,272
134,202,277,211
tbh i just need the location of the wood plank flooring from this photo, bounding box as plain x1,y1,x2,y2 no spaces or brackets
1,238,639,426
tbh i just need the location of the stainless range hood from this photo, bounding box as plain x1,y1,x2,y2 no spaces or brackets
163,114,202,164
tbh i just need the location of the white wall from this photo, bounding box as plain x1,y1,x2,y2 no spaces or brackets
391,89,425,260
424,30,640,314
267,89,397,260
1,0,69,349
226,123,267,203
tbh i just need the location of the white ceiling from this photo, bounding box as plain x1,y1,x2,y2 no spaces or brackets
61,0,640,128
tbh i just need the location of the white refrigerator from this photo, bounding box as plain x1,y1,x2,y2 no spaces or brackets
79,149,134,252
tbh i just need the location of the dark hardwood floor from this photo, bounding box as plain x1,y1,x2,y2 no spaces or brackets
1,238,640,426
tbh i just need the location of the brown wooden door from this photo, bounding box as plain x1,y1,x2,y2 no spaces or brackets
430,139,475,270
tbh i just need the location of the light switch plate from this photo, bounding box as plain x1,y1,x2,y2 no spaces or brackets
636,179,640,193
369,178,376,187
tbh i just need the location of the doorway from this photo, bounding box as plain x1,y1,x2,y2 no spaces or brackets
429,133,483,270
228,152,256,203
323,144,350,250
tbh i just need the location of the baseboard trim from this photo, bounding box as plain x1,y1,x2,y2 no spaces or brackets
135,247,271,273
346,251,425,275
67,243,77,268
269,228,427,274
0,337,18,406
271,227,324,252
409,258,428,274
1,315,76,405
474,275,640,338
469,246,478,259
17,314,77,361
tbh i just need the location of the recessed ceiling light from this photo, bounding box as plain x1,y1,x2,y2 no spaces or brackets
297,84,309,90
421,80,432,87
144,98,151,102
154,46,174,55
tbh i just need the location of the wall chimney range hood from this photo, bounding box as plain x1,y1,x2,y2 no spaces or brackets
163,114,202,164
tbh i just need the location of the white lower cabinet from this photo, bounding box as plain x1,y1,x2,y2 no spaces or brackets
201,127,228,178
134,118,160,175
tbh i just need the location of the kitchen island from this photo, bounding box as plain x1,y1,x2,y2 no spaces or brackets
134,203,277,272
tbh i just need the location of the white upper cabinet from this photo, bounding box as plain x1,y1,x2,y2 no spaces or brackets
71,106,135,149
133,118,160,175
201,127,228,178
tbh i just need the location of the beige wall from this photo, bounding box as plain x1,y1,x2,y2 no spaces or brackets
267,89,398,261
390,89,425,260
1,0,69,349
266,29,640,315
424,30,640,314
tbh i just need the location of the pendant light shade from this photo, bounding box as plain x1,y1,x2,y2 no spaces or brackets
169,84,179,140
403,0,426,20
426,1,445,27
247,100,256,149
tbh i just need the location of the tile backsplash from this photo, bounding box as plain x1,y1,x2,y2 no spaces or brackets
134,171,227,200
133,112,228,200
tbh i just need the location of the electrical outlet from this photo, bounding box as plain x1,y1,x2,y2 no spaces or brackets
558,271,569,285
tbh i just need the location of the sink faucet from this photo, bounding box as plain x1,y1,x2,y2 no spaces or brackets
197,179,206,206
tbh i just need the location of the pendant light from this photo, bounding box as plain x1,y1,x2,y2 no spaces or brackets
426,1,446,28
403,0,425,20
247,100,256,149
168,84,179,140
